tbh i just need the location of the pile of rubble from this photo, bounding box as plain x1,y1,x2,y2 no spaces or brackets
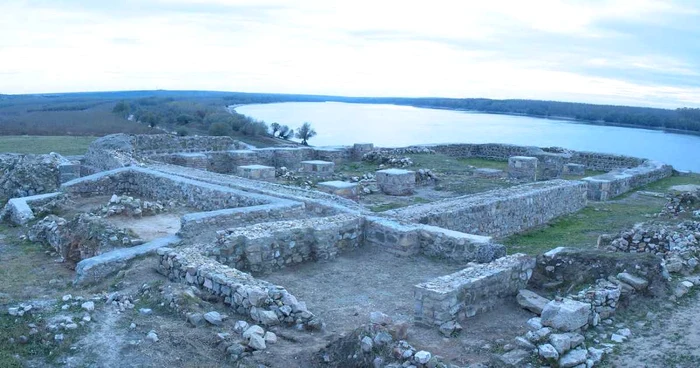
415,168,438,185
661,189,700,217
599,221,700,274
509,270,652,367
98,194,170,218
319,312,451,368
362,151,414,168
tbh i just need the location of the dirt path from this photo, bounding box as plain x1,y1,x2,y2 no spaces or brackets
609,292,700,368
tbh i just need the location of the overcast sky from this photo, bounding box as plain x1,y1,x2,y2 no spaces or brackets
1,0,699,108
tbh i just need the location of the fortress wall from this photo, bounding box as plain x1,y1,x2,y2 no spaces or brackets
364,217,506,263
425,143,645,171
413,254,535,327
157,247,318,327
386,180,588,238
582,160,673,201
210,214,364,273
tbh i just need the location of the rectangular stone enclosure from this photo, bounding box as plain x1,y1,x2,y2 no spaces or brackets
237,165,276,181
376,169,416,196
317,181,359,200
300,160,335,175
508,156,538,181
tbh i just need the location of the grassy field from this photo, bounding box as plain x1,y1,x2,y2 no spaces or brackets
504,173,700,255
0,136,96,156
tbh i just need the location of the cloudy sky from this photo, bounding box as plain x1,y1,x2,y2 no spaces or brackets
1,0,699,107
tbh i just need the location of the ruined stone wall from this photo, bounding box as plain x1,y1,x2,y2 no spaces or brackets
178,202,306,241
426,143,644,171
413,254,535,327
0,153,68,204
130,134,241,154
62,167,275,212
363,217,506,263
387,180,588,238
209,214,364,273
582,161,673,201
157,247,318,328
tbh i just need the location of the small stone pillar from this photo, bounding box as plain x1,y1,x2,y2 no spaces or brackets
564,163,586,176
236,165,276,181
534,153,565,180
353,143,374,160
376,169,416,196
317,181,359,200
301,160,335,176
508,156,538,182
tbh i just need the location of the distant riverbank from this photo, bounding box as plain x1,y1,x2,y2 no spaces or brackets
235,102,700,172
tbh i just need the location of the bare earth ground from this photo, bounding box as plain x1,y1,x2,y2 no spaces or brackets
608,291,700,368
262,246,535,366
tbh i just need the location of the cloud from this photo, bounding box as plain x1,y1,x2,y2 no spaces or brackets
0,0,698,108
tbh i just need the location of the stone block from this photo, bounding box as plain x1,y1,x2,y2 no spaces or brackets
300,160,335,175
236,165,276,181
508,156,538,181
173,153,209,170
473,168,504,178
533,153,566,180
564,163,586,176
353,143,374,159
317,181,358,200
540,298,590,332
376,169,415,196
517,289,550,315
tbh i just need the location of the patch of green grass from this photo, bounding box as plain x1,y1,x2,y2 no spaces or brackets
504,198,665,255
456,157,508,170
0,136,96,156
639,173,700,192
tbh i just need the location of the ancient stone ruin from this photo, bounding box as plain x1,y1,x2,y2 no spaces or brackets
0,133,687,367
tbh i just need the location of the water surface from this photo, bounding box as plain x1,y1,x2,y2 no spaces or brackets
235,102,700,172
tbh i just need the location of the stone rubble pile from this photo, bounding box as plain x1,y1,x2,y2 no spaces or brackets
213,321,279,361
661,189,700,217
362,151,414,168
600,221,700,274
157,247,322,329
0,153,66,203
98,194,172,217
319,312,452,368
415,168,438,185
510,272,650,367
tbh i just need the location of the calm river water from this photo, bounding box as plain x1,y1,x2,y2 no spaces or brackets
235,102,700,172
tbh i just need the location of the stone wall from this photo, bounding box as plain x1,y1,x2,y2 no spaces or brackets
130,134,242,154
582,161,673,201
157,247,319,328
364,217,506,263
209,214,364,273
425,143,645,172
1,192,63,226
178,202,306,241
62,167,276,212
387,180,588,238
0,153,69,204
413,254,535,328
530,247,667,296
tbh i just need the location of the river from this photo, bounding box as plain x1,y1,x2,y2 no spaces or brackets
235,102,700,172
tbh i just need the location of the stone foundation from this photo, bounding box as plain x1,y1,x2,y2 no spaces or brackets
508,156,538,181
376,169,416,196
413,254,535,327
388,180,588,238
236,165,276,181
582,160,673,201
210,214,364,273
157,247,318,327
